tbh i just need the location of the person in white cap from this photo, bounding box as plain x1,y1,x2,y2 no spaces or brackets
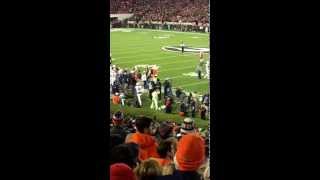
180,118,196,135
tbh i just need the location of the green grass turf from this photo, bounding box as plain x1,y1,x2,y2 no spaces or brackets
111,103,209,129
111,28,210,94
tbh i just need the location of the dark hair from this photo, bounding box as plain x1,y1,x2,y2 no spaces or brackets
110,143,138,168
113,111,123,120
157,140,172,158
135,116,152,133
126,142,139,164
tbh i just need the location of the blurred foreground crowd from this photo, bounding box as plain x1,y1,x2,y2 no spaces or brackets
110,113,210,180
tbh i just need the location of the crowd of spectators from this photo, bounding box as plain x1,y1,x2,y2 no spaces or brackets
110,114,210,180
110,0,209,24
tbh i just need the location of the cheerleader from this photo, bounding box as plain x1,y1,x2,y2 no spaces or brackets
150,65,159,78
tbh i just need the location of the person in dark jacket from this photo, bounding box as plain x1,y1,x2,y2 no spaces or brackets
155,77,162,100
110,111,128,141
190,98,196,118
175,88,182,99
199,105,207,120
202,94,209,107
179,101,187,117
148,77,155,100
164,97,172,113
112,80,120,95
187,93,192,105
163,79,172,99
110,143,139,170
180,41,185,54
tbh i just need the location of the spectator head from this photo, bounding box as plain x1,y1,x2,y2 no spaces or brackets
111,143,139,169
135,116,152,134
157,138,177,159
158,122,173,139
180,118,196,134
127,142,140,164
112,111,124,126
134,159,162,180
137,73,142,79
174,134,205,171
110,163,136,180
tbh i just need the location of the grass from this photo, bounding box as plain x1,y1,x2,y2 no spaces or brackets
111,28,210,94
110,103,209,129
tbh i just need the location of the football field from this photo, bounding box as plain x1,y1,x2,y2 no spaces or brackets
111,28,210,94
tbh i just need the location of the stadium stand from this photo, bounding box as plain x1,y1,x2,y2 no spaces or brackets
110,0,209,32
109,1,210,179
110,0,209,23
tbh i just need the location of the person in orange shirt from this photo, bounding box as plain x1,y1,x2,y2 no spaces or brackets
126,116,159,161
112,92,121,105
